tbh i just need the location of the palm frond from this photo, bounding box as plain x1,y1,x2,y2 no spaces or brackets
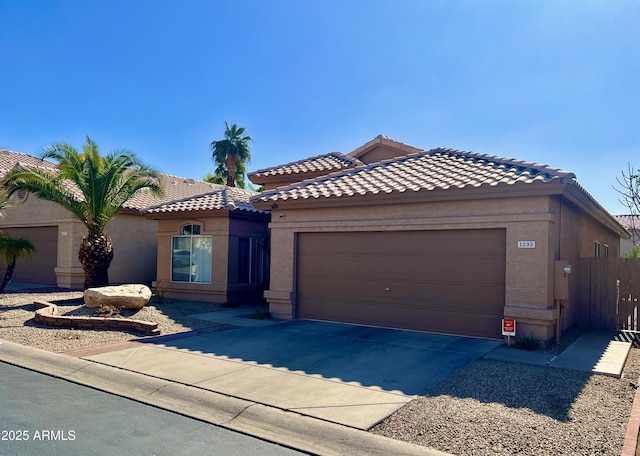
2,136,162,236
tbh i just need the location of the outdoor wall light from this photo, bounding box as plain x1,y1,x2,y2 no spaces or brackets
563,264,572,274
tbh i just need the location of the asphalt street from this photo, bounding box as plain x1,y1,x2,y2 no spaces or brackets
0,361,306,456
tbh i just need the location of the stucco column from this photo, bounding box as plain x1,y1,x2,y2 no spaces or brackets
264,228,296,319
503,220,558,343
54,221,85,289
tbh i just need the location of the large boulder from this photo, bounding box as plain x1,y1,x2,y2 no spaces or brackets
84,284,152,310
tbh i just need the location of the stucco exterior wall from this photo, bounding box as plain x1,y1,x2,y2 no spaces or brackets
621,235,637,256
265,195,560,339
0,194,82,287
106,215,158,285
552,196,622,331
151,212,269,304
263,188,624,345
354,144,412,164
0,194,162,288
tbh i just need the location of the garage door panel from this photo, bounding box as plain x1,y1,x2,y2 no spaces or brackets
297,229,506,339
299,278,503,307
2,226,58,284
299,298,503,339
301,255,505,284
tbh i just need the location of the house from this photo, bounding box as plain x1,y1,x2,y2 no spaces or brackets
614,215,639,255
145,187,270,304
248,135,628,345
0,148,269,302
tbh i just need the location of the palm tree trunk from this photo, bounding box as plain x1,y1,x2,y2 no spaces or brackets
226,156,237,187
79,235,114,290
0,257,16,293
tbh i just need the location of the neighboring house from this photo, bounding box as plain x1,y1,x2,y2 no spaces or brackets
248,135,628,345
0,149,269,302
614,215,639,255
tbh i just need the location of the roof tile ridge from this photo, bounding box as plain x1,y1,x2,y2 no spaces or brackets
145,188,227,211
248,151,351,176
430,147,576,179
1,149,45,159
347,135,426,159
227,186,260,197
350,145,431,170
251,152,418,202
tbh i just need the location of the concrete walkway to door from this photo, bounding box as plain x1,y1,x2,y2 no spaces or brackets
72,320,502,430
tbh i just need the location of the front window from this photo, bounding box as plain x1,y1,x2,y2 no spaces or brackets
172,227,211,283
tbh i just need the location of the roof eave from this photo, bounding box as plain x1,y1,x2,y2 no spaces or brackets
252,180,569,211
562,183,630,239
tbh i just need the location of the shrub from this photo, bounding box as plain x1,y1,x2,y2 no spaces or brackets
623,246,640,258
514,333,543,351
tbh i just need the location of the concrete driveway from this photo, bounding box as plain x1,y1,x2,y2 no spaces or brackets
80,320,501,430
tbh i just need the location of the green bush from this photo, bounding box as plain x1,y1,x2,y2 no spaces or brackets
623,246,640,258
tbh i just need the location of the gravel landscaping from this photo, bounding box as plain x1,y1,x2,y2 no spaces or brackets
0,289,224,353
0,289,638,455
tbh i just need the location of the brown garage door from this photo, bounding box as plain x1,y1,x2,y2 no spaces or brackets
296,229,506,339
2,227,58,284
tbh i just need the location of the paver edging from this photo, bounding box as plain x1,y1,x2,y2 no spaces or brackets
621,377,640,456
34,300,160,336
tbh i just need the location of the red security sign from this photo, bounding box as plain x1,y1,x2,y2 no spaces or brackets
502,319,516,336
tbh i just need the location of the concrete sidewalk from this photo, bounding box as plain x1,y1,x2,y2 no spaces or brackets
483,330,633,378
69,320,502,430
0,338,451,456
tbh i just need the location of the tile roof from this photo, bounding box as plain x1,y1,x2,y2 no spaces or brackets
0,148,57,173
0,148,261,213
348,134,423,160
613,215,640,230
123,174,229,211
146,186,265,214
252,147,576,203
248,152,363,179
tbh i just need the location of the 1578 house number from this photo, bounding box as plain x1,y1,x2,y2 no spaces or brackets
2,429,76,441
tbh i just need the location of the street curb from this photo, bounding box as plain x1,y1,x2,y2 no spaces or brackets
0,340,449,456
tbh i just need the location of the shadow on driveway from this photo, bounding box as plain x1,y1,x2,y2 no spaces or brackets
136,319,502,396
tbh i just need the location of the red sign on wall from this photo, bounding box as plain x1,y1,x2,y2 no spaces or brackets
502,318,516,336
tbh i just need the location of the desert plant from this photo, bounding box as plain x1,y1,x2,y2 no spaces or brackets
0,233,35,293
2,136,163,289
252,309,270,320
513,333,543,351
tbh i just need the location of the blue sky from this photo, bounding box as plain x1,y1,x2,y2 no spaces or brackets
1,0,638,213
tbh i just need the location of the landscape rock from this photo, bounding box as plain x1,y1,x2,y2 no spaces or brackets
84,284,152,310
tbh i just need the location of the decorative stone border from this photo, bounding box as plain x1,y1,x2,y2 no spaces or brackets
34,300,160,336
621,384,640,456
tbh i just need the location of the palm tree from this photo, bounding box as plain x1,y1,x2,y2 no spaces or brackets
204,156,249,188
1,136,163,289
0,234,35,293
0,191,10,213
210,122,252,187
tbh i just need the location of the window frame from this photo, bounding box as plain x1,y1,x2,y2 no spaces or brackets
171,223,212,284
